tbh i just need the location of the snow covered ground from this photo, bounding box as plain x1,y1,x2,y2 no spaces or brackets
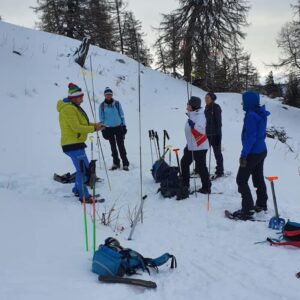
1,21,300,300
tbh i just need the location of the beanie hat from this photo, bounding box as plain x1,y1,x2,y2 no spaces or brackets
188,96,201,110
104,87,113,95
206,92,217,101
68,83,83,99
242,91,260,112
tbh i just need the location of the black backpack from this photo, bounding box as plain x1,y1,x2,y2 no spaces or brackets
158,167,189,200
159,167,180,198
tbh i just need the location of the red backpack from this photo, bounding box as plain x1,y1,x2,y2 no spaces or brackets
267,221,300,248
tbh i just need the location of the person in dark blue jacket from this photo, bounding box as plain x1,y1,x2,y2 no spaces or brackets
232,91,270,220
99,87,129,171
204,92,224,177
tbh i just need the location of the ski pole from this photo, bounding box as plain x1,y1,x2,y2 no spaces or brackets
90,136,94,160
88,137,97,252
166,145,172,165
81,70,111,191
81,71,96,121
89,56,101,170
189,134,197,198
206,100,214,211
163,130,170,153
149,130,154,165
151,130,159,159
155,131,161,158
80,159,89,252
91,163,97,253
186,80,190,100
190,71,196,97
173,148,181,175
128,34,145,240
207,143,212,211
89,56,96,119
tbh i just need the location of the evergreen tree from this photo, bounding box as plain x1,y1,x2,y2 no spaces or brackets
84,0,115,50
156,0,250,82
109,0,127,53
122,11,152,66
33,0,85,39
154,13,183,76
265,71,281,97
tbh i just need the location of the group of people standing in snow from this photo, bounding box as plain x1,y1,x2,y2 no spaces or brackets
182,91,270,220
57,82,270,221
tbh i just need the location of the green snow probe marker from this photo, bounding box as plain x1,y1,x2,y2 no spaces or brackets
80,159,89,252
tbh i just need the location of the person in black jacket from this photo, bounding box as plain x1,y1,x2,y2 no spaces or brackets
204,92,224,177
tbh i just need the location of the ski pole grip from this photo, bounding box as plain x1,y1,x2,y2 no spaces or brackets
79,159,85,174
173,148,180,154
164,130,170,140
266,176,278,182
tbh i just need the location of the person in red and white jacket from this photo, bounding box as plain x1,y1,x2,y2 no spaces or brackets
181,96,211,194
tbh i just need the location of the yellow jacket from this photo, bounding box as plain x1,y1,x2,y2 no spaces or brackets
57,99,95,146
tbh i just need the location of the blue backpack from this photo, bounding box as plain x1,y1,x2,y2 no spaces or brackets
92,237,177,277
151,159,170,183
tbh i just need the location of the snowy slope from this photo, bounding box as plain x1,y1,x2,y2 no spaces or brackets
1,21,300,300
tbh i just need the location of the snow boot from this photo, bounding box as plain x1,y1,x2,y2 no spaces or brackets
110,164,120,170
232,209,255,221
254,205,268,213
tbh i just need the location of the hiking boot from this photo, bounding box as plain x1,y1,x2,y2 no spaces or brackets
254,205,268,213
198,187,211,194
123,165,129,171
110,164,120,170
79,196,104,204
79,196,94,204
232,209,255,221
215,173,224,178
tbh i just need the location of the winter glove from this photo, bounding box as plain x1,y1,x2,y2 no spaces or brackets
188,119,195,129
239,157,247,168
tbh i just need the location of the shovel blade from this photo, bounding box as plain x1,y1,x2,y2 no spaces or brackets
268,216,286,230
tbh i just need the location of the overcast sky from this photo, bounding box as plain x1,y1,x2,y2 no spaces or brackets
0,0,295,79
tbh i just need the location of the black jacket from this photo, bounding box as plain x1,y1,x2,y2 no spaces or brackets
204,102,222,137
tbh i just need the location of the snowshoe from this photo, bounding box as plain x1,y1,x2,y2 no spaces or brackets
224,210,266,222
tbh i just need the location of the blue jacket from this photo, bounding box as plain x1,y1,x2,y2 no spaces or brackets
99,99,126,127
241,105,270,158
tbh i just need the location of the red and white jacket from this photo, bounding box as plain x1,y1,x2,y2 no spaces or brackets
185,109,209,151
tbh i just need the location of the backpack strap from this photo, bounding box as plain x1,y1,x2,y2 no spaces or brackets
144,253,177,270
101,100,122,121
120,249,150,275
267,237,300,248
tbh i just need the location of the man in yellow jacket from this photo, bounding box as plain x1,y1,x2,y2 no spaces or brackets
57,83,103,203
